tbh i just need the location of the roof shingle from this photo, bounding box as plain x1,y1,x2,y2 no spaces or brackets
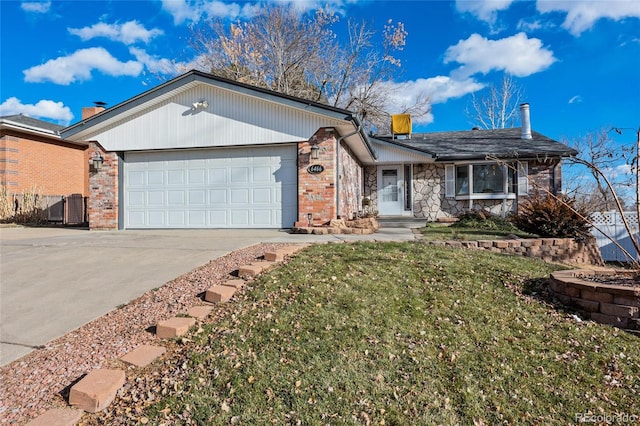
373,128,577,161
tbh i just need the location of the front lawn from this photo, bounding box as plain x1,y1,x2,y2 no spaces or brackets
419,223,534,241
133,243,638,424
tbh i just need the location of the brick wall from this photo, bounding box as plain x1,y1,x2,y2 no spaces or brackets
0,129,88,196
424,237,604,266
88,142,119,229
550,270,639,330
296,128,337,226
527,159,561,195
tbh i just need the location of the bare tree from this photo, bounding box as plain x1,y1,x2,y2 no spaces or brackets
466,74,524,129
563,128,635,212
190,4,431,132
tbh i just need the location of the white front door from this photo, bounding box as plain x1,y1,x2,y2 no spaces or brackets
377,166,404,216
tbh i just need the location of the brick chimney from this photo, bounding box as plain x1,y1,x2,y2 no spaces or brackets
82,102,106,120
520,103,532,140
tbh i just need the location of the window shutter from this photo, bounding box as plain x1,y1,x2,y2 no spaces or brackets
445,165,455,198
518,161,529,195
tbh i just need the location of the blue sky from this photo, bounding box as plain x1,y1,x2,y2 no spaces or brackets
1,0,639,148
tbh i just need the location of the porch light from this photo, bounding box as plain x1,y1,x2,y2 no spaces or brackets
307,212,313,226
310,142,320,160
91,152,104,171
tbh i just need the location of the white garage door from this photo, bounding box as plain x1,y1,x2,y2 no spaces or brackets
123,145,297,228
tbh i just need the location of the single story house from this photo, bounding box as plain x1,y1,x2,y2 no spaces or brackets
60,70,577,230
1,114,89,198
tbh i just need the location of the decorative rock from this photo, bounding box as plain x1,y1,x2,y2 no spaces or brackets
120,345,166,367
156,317,196,339
187,305,214,320
69,369,126,413
25,408,84,426
205,285,236,303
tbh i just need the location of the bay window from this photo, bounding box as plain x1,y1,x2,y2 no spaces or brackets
445,162,528,199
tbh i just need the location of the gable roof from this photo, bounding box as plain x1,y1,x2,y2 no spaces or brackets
60,69,376,161
372,128,578,162
0,114,64,136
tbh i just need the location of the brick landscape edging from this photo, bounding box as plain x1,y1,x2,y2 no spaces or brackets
425,237,604,267
549,269,639,331
25,244,309,426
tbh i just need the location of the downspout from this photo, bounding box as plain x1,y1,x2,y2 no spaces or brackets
335,116,364,220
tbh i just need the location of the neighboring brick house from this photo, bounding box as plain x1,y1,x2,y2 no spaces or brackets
0,114,89,197
59,70,575,230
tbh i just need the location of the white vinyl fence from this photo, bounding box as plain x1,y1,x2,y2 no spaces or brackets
590,211,639,262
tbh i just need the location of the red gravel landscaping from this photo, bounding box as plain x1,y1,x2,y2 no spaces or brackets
0,243,288,425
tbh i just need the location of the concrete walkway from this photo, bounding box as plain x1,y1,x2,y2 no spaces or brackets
0,226,416,365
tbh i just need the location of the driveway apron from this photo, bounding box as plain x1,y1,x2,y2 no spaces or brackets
0,226,415,365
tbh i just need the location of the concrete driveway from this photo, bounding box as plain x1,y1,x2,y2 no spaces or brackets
0,226,415,365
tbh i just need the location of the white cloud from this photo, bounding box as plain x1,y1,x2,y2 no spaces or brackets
444,32,557,77
379,76,485,124
129,48,183,75
568,95,582,104
536,0,640,36
68,21,163,45
455,0,515,24
21,1,51,13
161,0,359,25
0,97,73,124
161,0,250,24
23,47,143,85
606,163,633,181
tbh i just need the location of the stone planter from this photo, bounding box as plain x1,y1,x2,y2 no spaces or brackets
549,269,639,331
291,217,379,235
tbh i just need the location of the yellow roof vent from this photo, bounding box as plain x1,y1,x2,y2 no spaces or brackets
391,114,412,139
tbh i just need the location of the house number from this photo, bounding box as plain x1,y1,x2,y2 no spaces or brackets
307,164,325,174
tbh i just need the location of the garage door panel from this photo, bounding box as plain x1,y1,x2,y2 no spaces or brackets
209,189,226,204
189,210,206,226
252,166,270,181
128,191,145,206
148,191,164,205
230,210,249,226
124,145,297,228
168,190,186,205
253,188,272,204
148,211,165,227
168,211,185,226
230,189,249,204
128,211,145,226
209,168,227,184
129,171,145,186
189,190,206,205
231,167,249,183
168,170,185,185
148,171,164,185
253,210,273,225
209,210,227,226
189,169,206,184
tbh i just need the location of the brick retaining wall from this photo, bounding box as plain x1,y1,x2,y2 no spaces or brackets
549,269,639,331
425,237,604,267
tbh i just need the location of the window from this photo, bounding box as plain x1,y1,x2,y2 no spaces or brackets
445,162,527,199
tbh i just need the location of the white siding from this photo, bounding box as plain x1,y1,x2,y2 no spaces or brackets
85,83,345,151
371,140,433,163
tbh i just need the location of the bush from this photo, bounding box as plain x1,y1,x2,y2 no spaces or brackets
0,185,48,225
511,192,591,239
452,209,520,232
